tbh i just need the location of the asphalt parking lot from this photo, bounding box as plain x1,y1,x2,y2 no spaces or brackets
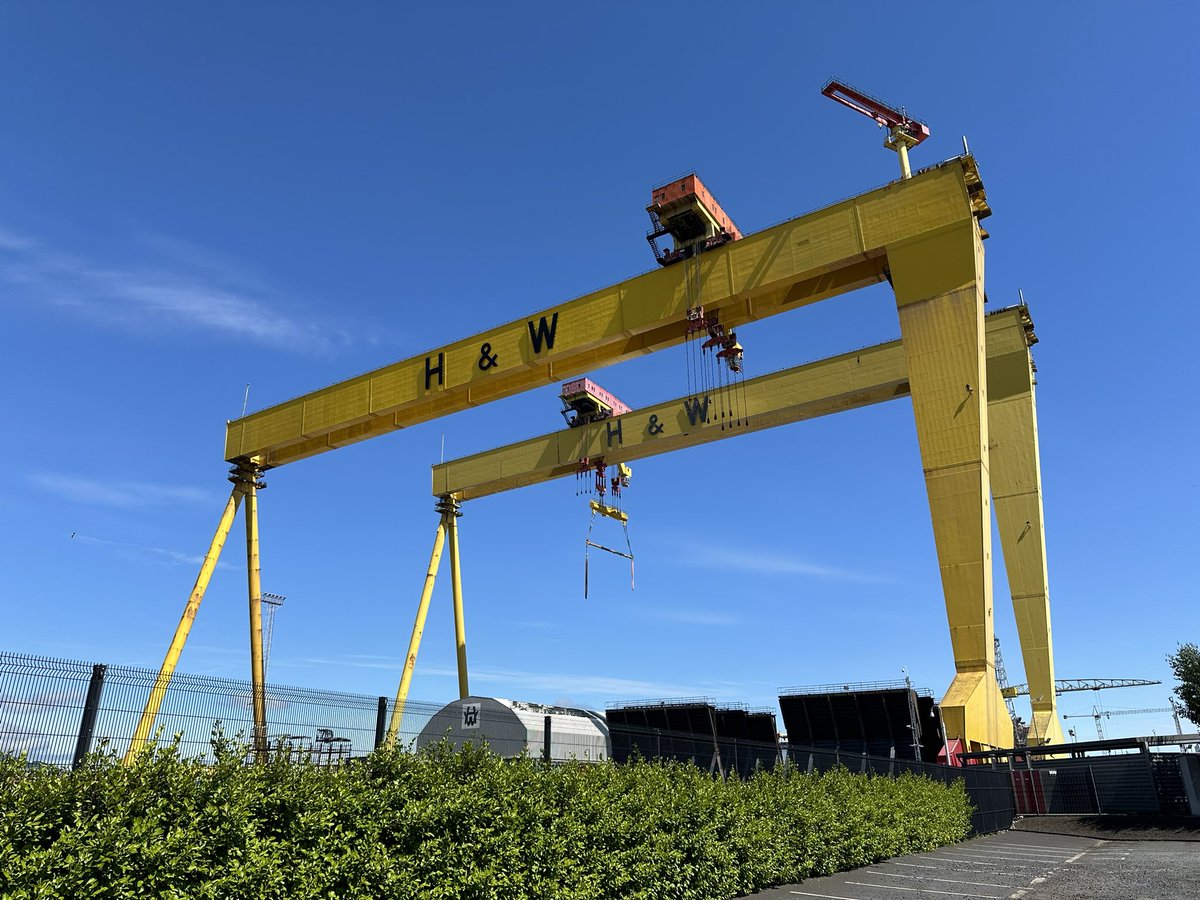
749,828,1200,899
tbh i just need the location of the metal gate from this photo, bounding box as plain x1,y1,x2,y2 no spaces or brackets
1012,766,1099,815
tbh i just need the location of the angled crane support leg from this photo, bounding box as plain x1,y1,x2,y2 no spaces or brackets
440,495,469,699
242,469,268,758
988,348,1063,745
385,518,447,746
123,485,244,763
889,217,1012,751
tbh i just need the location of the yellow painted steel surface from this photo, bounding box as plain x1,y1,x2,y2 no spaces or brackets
135,153,1056,752
447,511,469,700
386,520,447,746
431,304,1053,751
890,217,1011,750
433,308,1030,501
124,486,244,763
243,481,268,756
988,338,1064,746
225,158,989,469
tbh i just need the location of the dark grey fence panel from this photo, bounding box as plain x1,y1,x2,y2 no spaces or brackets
1033,755,1159,814
2,651,394,765
0,653,94,766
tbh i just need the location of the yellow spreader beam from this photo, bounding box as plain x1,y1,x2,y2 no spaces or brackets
432,307,1024,500
224,157,989,469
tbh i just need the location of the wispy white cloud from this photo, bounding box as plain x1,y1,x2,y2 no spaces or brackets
277,655,738,702
70,533,217,569
659,540,892,584
460,666,715,701
0,227,350,353
29,472,214,509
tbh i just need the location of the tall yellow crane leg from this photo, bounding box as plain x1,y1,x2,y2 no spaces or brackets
441,496,470,700
988,346,1064,746
243,470,268,757
123,481,245,763
888,217,1012,751
385,514,447,746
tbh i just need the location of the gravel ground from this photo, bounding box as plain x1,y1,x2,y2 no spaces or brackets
1012,814,1200,842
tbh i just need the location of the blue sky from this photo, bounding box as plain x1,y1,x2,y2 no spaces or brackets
2,3,1196,742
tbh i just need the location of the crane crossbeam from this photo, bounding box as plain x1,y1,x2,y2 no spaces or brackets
225,157,990,469
432,306,1030,500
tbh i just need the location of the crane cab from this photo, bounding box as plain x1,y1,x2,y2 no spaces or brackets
646,173,742,266
559,378,631,428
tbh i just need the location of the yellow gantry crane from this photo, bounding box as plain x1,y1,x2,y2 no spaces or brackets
126,139,1064,757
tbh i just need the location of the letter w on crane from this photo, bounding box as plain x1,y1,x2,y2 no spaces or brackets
528,313,559,354
684,396,711,426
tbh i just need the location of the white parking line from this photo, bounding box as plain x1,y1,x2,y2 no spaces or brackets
891,862,937,869
789,891,861,900
933,852,1042,866
984,842,1080,852
911,863,1030,878
916,854,1039,870
956,846,1074,857
938,850,1049,864
846,880,1007,896
874,871,1016,888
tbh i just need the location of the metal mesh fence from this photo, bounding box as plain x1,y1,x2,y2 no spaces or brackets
0,653,94,766
0,651,449,766
2,651,1014,834
95,665,386,762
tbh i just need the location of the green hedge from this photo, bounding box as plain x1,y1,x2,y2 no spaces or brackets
0,740,971,899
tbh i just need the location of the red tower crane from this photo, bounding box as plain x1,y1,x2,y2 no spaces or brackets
821,79,930,180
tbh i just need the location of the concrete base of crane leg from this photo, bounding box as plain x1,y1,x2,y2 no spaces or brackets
940,670,1015,753
1028,710,1066,747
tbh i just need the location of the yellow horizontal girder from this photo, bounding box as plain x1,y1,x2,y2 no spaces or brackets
433,306,1030,500
225,157,989,468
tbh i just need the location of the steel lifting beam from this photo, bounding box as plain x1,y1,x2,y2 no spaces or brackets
433,307,1029,499
225,157,990,469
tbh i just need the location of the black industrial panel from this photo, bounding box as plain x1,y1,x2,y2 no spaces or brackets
778,686,933,761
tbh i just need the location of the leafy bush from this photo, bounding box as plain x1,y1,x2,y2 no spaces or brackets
0,738,971,899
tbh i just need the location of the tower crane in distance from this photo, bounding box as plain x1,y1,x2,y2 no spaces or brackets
1001,677,1162,700
993,637,1161,744
821,78,930,180
1062,706,1184,741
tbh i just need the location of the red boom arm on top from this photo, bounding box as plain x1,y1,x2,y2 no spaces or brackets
821,79,930,145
